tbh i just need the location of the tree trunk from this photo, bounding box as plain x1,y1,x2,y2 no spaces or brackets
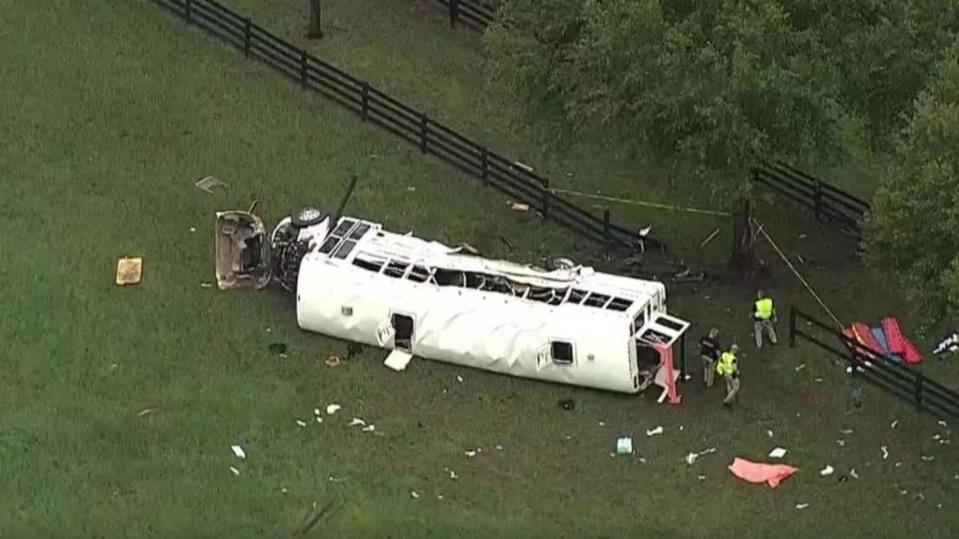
730,198,758,281
307,0,323,39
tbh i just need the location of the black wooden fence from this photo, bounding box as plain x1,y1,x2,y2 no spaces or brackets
151,0,659,252
433,0,494,31
789,307,959,419
753,161,871,241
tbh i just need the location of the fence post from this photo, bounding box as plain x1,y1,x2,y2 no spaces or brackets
915,373,924,412
244,18,252,57
419,114,429,154
480,148,489,185
813,182,824,220
449,0,459,28
789,306,797,348
361,83,369,121
603,209,611,244
541,179,550,218
300,50,309,87
185,0,193,21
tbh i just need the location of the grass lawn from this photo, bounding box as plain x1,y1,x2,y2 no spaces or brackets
0,1,956,537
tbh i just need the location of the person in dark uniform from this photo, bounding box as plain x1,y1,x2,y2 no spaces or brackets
699,328,720,388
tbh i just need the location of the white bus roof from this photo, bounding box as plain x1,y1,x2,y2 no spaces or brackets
312,216,665,320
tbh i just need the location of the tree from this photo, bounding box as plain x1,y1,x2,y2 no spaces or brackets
486,0,846,197
866,44,959,322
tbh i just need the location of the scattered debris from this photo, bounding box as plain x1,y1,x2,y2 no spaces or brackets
685,447,717,465
921,455,934,462
456,375,464,383
282,488,288,493
814,378,823,383
384,348,413,371
326,404,342,415
795,503,810,510
698,474,707,481
890,420,898,429
361,424,376,432
189,226,196,233
328,476,347,483
495,445,503,451
268,342,288,356
200,282,214,288
895,462,903,468
881,446,889,460
348,418,366,427
437,494,444,500
899,489,909,496
115,257,143,286
678,425,685,431
410,491,419,499
325,355,342,367
558,398,575,411
229,466,240,476
406,186,416,192
314,408,321,416
794,363,806,372
820,465,835,477
699,228,720,247
850,469,859,479
465,450,477,458
616,437,634,455
933,433,942,441
448,469,458,480
836,440,846,447
137,407,158,417
231,445,246,459
296,420,307,428
768,447,788,459
315,417,323,424
598,421,605,427
646,426,664,437
841,429,854,435
509,202,529,212
938,420,948,428
766,430,774,438
195,175,228,194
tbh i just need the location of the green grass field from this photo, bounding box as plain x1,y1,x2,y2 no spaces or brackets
1,1,956,537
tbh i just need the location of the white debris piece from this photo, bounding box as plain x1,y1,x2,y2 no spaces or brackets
316,416,323,424
437,495,444,500
921,455,934,462
841,429,854,435
890,420,898,429
384,349,413,371
766,430,774,438
836,439,846,447
646,426,664,437
616,437,634,455
895,462,903,468
933,433,942,441
231,445,246,459
685,453,699,466
349,418,366,427
769,447,788,459
938,420,948,428
820,465,834,476
698,474,707,481
795,364,806,372
449,470,458,480
410,491,419,499
795,503,810,510
465,450,477,458
598,421,605,427
880,446,889,459
495,445,503,451
229,466,240,476
296,420,308,428
679,425,685,431
314,408,321,416
850,468,859,479
326,404,342,415
362,424,376,433
456,375,463,383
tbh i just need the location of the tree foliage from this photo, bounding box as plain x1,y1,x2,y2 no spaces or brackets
485,0,959,190
486,0,846,191
866,45,959,322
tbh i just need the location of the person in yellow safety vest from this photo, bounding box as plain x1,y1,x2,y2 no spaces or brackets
716,344,741,406
752,290,778,348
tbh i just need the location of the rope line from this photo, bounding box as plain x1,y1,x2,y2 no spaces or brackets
551,188,732,217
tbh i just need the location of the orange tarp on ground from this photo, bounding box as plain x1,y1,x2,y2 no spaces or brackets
728,458,798,488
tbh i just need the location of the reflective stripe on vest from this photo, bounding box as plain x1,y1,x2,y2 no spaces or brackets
755,298,773,320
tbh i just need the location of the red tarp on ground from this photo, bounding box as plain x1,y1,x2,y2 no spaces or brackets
728,458,799,488
850,322,882,359
882,316,923,364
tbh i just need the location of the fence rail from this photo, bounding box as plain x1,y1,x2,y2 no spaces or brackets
152,0,660,252
789,306,959,419
752,161,871,241
432,0,494,31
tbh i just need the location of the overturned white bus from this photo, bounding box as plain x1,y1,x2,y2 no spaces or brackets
215,198,689,394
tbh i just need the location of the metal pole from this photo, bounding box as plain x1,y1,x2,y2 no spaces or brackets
308,0,324,39
789,306,797,348
679,332,687,383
